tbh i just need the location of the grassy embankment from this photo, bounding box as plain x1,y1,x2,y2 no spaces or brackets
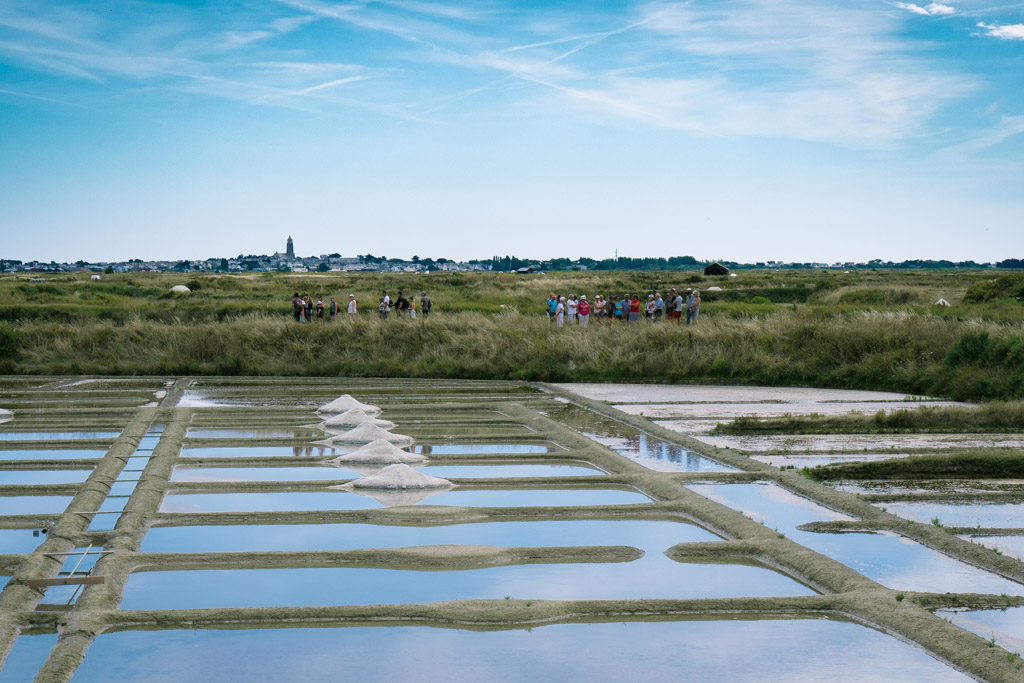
1,269,1022,401
805,450,1024,481
716,402,1024,435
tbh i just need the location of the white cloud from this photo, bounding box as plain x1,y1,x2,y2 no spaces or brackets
940,115,1024,158
895,3,956,16
977,22,1024,39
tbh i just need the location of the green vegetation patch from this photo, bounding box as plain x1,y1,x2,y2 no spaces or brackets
806,450,1024,481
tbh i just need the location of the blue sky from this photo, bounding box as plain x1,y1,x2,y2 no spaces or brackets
1,0,1023,263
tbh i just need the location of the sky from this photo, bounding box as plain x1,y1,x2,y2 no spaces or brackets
1,0,1023,264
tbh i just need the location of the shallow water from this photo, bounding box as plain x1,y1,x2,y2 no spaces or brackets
938,606,1024,653
882,502,1024,529
159,489,649,513
688,483,1024,595
69,619,970,682
141,519,719,553
411,444,553,454
0,633,57,682
0,528,48,553
0,432,120,441
170,466,361,483
120,554,812,610
186,429,317,439
0,449,106,461
0,496,72,515
418,464,602,478
180,446,345,459
544,404,735,473
0,469,91,485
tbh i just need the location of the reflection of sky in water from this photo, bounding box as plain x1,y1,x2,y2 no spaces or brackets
419,464,601,478
185,429,316,439
171,466,360,483
0,470,90,485
543,403,733,472
180,446,345,458
0,633,57,683
71,621,969,682
120,557,811,610
159,489,649,513
882,502,1024,529
939,606,1024,654
0,432,120,441
687,483,1024,595
961,535,1024,561
0,529,48,554
0,496,72,515
0,449,106,460
141,519,719,553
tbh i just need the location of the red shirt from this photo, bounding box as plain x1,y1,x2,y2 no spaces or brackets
629,299,640,313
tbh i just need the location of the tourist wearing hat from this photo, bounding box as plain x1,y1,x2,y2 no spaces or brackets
686,289,700,326
566,294,578,324
578,295,590,326
347,294,357,319
645,294,655,320
654,292,664,320
556,296,565,327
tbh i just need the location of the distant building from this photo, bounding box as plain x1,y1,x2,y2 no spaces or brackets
286,236,295,259
704,262,730,276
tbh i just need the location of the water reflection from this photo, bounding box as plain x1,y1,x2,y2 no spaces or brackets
71,621,969,682
0,633,57,683
938,606,1024,654
545,404,734,473
180,446,345,459
687,483,1024,595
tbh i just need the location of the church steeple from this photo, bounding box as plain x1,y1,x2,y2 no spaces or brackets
286,235,294,259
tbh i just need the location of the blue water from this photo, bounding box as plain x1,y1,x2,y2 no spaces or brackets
411,444,553,454
0,432,120,441
186,429,317,439
141,519,720,553
158,489,649,513
0,449,106,460
119,557,812,609
0,633,57,682
0,528,48,553
170,466,360,483
688,483,1024,595
180,446,345,459
419,464,602,478
70,621,968,682
0,496,72,515
882,502,1024,529
0,470,91,485
939,606,1024,653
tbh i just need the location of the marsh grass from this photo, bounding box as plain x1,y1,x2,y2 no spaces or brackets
718,402,1024,434
806,449,1024,481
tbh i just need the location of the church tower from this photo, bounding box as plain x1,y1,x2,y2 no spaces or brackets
286,236,294,259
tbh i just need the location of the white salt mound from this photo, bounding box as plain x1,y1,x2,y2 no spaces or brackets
320,407,395,431
170,285,191,293
326,439,425,465
0,408,12,424
318,423,413,447
347,464,452,490
317,394,381,416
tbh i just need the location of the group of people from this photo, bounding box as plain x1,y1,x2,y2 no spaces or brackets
545,288,701,326
291,293,357,323
377,290,432,320
291,290,432,322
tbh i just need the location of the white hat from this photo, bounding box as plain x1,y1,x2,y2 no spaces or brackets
580,295,587,299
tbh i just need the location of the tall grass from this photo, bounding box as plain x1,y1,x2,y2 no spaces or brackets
3,308,1023,401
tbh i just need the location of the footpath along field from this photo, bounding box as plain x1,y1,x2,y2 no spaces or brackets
0,269,1022,401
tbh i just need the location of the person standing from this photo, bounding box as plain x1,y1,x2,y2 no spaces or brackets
328,297,338,322
566,294,578,324
654,292,664,320
672,289,684,322
628,294,641,323
555,296,565,327
408,296,417,319
686,289,700,326
578,295,590,326
394,290,409,316
315,295,325,324
291,293,303,322
420,291,432,317
378,290,390,320
612,296,623,321
645,294,655,319
303,295,313,323
347,294,357,319
546,293,558,320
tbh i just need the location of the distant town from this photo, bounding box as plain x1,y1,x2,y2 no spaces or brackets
1,236,1021,274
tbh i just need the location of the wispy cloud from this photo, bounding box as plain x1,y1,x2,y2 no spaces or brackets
977,22,1024,39
0,87,79,106
895,3,956,16
939,115,1024,158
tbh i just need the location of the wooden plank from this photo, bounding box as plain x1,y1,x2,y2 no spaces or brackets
25,576,104,587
